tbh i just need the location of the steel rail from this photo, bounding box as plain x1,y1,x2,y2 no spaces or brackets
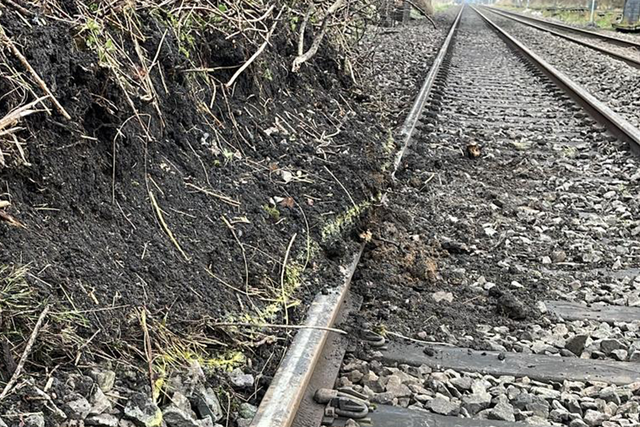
249,250,362,427
487,6,640,50
472,6,640,154
392,5,465,178
482,7,640,69
249,6,466,427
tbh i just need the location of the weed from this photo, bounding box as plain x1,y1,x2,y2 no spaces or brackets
320,199,372,242
263,204,281,221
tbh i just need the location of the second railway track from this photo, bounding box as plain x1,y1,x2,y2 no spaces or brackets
250,6,640,427
481,7,640,69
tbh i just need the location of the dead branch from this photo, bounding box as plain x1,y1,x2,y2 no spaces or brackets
404,0,437,29
0,27,71,120
225,8,283,88
0,305,50,401
297,6,314,56
27,381,67,420
292,0,344,72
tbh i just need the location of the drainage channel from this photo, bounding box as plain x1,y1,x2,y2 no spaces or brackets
251,5,640,427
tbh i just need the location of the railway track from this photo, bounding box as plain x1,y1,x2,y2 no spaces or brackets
250,6,640,427
481,7,640,69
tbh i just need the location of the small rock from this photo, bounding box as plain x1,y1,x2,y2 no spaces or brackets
90,387,112,415
0,417,6,427
599,387,621,405
462,391,491,415
628,293,640,307
385,375,411,398
583,409,608,426
617,400,638,414
362,371,385,393
194,387,223,422
629,350,640,362
124,393,163,427
532,341,557,354
238,403,258,419
347,370,364,383
432,291,453,303
429,395,459,416
489,401,515,422
566,335,589,356
397,397,411,408
527,400,550,418
489,287,528,320
550,408,570,423
90,369,116,393
228,369,254,389
611,349,628,361
600,339,625,355
531,387,561,400
536,301,548,314
23,414,45,427
164,392,199,427
85,414,120,427
450,377,473,391
345,420,360,427
67,394,92,419
552,250,567,263
371,391,395,404
569,420,589,427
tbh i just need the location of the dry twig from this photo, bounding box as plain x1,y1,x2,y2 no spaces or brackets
280,233,297,325
0,27,71,120
0,305,50,401
225,8,283,88
139,309,155,399
222,215,249,295
185,182,240,207
149,191,190,261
